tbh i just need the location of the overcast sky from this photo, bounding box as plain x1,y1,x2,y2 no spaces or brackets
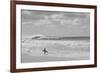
21,9,90,37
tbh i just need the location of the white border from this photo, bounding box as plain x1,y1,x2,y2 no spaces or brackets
16,5,95,69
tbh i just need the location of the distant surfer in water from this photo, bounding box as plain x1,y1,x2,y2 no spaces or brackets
42,48,48,54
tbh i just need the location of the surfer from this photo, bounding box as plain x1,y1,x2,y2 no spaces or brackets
42,48,48,54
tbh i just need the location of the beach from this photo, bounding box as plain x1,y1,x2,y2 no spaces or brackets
21,38,90,63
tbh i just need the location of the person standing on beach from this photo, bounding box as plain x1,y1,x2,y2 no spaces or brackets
42,48,48,55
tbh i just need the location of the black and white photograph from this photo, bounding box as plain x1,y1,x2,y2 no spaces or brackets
21,9,90,63
11,1,97,72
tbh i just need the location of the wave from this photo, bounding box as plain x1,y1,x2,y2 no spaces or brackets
22,34,90,43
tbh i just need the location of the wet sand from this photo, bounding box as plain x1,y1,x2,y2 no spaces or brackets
21,39,90,63
21,53,89,63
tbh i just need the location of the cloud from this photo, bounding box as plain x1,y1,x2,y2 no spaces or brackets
73,18,79,24
50,14,65,21
22,10,32,15
22,10,90,29
35,19,53,26
48,13,84,26
33,13,66,27
34,16,54,27
22,22,32,25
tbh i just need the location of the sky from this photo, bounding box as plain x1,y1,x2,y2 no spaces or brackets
21,9,90,37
